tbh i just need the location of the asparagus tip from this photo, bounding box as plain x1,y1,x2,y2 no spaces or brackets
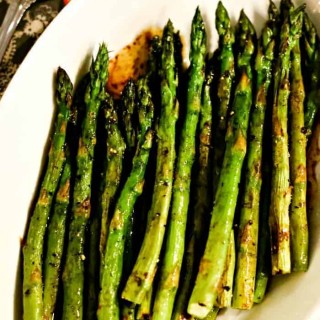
215,0,232,41
193,6,204,27
290,6,305,30
166,19,174,31
238,10,256,37
190,6,206,55
56,67,73,106
216,0,226,14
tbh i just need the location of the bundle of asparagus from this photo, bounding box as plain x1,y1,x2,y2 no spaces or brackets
22,0,320,319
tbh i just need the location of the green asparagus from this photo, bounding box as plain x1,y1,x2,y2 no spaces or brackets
171,234,196,320
119,81,139,291
43,159,71,319
232,7,277,309
120,39,163,315
74,73,99,320
172,61,214,320
20,2,320,319
289,26,308,271
269,6,304,276
212,1,235,195
86,95,126,319
188,11,255,319
62,44,109,320
253,1,279,304
303,13,320,136
97,77,154,320
23,67,73,320
122,20,178,305
100,96,126,276
152,9,206,320
212,3,236,307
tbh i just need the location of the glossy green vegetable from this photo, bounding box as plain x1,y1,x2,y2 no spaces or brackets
122,20,179,305
23,67,72,320
188,11,255,318
152,9,207,320
269,6,304,276
97,78,154,320
62,44,109,320
232,4,277,309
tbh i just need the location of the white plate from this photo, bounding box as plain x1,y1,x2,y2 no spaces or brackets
0,0,320,318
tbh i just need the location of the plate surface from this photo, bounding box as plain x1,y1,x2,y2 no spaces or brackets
0,0,320,318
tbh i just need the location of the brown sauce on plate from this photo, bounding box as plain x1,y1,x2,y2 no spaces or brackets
107,27,162,98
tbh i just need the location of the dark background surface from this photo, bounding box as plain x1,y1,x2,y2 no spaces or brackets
0,0,64,97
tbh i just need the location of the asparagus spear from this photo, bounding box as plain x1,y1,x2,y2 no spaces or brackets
62,44,109,320
122,35,163,272
86,95,126,319
71,73,98,320
253,1,279,303
232,7,277,309
121,20,179,305
23,67,73,320
97,77,154,320
212,2,236,307
172,63,214,320
289,27,308,271
171,233,196,320
100,96,126,276
212,1,235,194
131,37,162,247
118,85,139,283
120,41,163,320
303,13,320,137
269,6,304,276
188,11,255,319
152,9,206,320
43,159,71,320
